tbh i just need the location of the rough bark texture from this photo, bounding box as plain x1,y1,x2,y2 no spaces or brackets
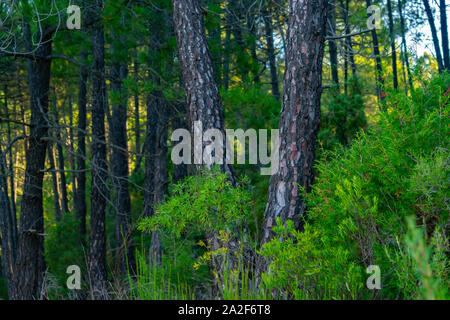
423,0,444,73
172,0,234,181
260,0,328,245
88,0,109,299
387,0,399,89
12,26,52,300
76,51,88,240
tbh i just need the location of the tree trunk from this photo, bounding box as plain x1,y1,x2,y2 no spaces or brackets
110,41,135,277
88,0,109,299
366,0,385,100
423,0,444,73
172,0,234,180
398,0,413,89
264,5,281,100
76,51,88,240
440,0,449,70
0,129,18,299
260,0,328,245
133,50,142,174
48,144,62,221
12,24,52,300
387,0,399,89
328,0,339,87
172,106,188,184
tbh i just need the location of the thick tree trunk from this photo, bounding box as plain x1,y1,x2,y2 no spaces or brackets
387,0,399,89
260,0,328,245
328,0,339,87
76,51,88,240
172,0,234,180
264,6,281,100
440,0,449,70
88,0,109,299
423,0,444,73
12,25,52,300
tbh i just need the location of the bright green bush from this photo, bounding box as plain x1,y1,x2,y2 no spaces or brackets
261,73,449,300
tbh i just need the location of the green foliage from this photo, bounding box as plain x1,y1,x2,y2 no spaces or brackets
261,73,449,300
320,79,367,150
44,213,86,295
136,169,254,298
139,169,252,238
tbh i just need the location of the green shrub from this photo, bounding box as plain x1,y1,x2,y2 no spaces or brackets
261,73,449,300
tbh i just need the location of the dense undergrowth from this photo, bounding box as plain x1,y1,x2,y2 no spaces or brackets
6,74,447,300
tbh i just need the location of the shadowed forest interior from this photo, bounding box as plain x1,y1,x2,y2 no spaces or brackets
0,0,449,300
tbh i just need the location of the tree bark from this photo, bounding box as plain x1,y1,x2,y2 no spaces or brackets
172,106,188,184
423,0,444,73
12,24,52,300
88,0,109,299
172,0,234,181
328,0,339,87
387,0,399,89
260,0,328,245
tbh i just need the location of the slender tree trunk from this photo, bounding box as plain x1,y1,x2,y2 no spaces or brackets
328,0,339,87
110,39,135,277
440,0,449,70
172,106,188,184
366,0,385,100
398,0,413,89
76,51,88,240
264,5,281,100
223,20,231,90
88,0,109,299
423,0,444,73
48,144,62,221
133,50,142,173
0,121,18,299
387,0,399,89
68,95,77,203
260,0,328,245
12,24,52,300
54,109,69,215
3,85,16,219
